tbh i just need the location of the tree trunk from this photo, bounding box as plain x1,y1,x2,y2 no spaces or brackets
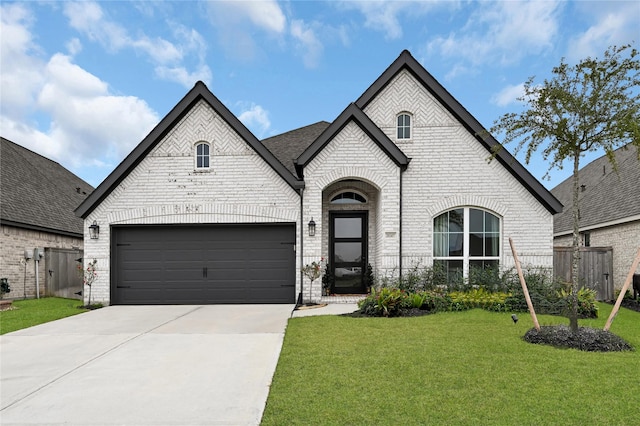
570,153,581,331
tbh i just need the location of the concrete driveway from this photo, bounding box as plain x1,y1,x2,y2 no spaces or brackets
0,304,295,426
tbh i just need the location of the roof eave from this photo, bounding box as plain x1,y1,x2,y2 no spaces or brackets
296,103,409,173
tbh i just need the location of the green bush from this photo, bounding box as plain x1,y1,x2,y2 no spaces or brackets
357,288,410,317
448,288,509,312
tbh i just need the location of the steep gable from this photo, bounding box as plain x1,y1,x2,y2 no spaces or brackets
1,137,93,236
76,81,303,219
357,50,562,215
295,103,409,178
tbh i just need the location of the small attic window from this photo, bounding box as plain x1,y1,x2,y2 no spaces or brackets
331,192,366,204
397,113,411,140
195,142,210,169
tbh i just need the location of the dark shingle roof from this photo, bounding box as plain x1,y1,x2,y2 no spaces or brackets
551,144,640,235
261,121,330,175
1,137,93,236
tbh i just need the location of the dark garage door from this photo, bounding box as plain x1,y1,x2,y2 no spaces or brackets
112,224,295,304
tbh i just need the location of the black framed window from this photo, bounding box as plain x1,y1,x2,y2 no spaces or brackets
196,142,210,169
397,113,411,139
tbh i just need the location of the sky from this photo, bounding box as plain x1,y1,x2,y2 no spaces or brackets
1,1,638,189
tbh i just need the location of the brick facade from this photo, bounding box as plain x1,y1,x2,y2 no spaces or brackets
82,54,556,305
83,100,301,304
0,225,83,299
555,220,640,292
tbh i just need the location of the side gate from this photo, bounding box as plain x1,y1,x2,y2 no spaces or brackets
553,246,614,301
45,248,84,300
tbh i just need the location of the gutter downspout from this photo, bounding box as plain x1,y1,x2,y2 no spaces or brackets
297,187,304,310
399,168,403,281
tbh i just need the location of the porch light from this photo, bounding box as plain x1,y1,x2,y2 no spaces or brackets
89,221,100,240
308,218,316,237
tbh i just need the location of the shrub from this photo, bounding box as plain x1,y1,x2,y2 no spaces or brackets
448,289,509,312
357,288,410,317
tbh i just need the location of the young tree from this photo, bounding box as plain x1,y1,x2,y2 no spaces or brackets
491,44,640,331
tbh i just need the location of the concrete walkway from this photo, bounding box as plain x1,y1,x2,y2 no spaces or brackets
1,303,359,425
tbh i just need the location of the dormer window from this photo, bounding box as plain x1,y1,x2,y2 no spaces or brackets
195,142,210,169
397,113,411,140
331,192,366,204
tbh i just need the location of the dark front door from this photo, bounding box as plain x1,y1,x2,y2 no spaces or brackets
330,212,367,294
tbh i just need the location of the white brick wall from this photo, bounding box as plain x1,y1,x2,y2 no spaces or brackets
84,100,301,304
364,69,554,274
84,71,556,305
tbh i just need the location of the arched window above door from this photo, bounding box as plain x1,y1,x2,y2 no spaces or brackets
330,191,367,204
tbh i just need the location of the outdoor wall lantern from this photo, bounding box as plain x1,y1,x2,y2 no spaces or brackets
89,221,100,240
308,218,316,237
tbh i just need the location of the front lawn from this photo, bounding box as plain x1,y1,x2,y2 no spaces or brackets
262,303,639,425
0,297,87,334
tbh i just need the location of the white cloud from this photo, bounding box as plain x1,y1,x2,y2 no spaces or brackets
0,3,44,119
66,37,82,55
155,65,213,88
491,83,525,107
36,53,159,166
238,103,271,138
0,7,159,184
234,0,286,33
290,19,324,69
63,1,211,87
427,1,562,70
340,0,449,40
567,2,639,61
205,1,286,62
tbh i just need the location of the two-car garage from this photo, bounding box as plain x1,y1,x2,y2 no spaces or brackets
111,224,296,305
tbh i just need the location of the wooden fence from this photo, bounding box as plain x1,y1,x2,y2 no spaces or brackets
45,248,83,300
553,246,614,301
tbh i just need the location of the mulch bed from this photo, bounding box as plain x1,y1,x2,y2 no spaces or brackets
614,298,640,313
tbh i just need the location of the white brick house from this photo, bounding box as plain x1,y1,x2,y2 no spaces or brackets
75,50,562,305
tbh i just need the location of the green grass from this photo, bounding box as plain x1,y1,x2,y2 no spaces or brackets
0,297,87,335
262,303,639,425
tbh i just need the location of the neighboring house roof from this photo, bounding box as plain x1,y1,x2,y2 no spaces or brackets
75,81,304,219
356,50,563,215
0,137,93,237
262,121,330,175
551,144,640,235
295,103,410,177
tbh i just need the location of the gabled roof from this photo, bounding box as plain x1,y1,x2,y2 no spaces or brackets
76,81,304,219
551,144,640,235
1,137,93,237
262,121,330,175
295,103,410,178
356,50,563,215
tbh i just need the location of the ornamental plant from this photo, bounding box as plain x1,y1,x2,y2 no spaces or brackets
301,258,324,302
78,259,98,306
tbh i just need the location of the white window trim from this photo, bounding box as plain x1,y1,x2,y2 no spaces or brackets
396,112,412,141
194,141,211,170
433,207,501,278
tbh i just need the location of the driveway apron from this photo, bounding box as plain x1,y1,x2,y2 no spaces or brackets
0,304,294,425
